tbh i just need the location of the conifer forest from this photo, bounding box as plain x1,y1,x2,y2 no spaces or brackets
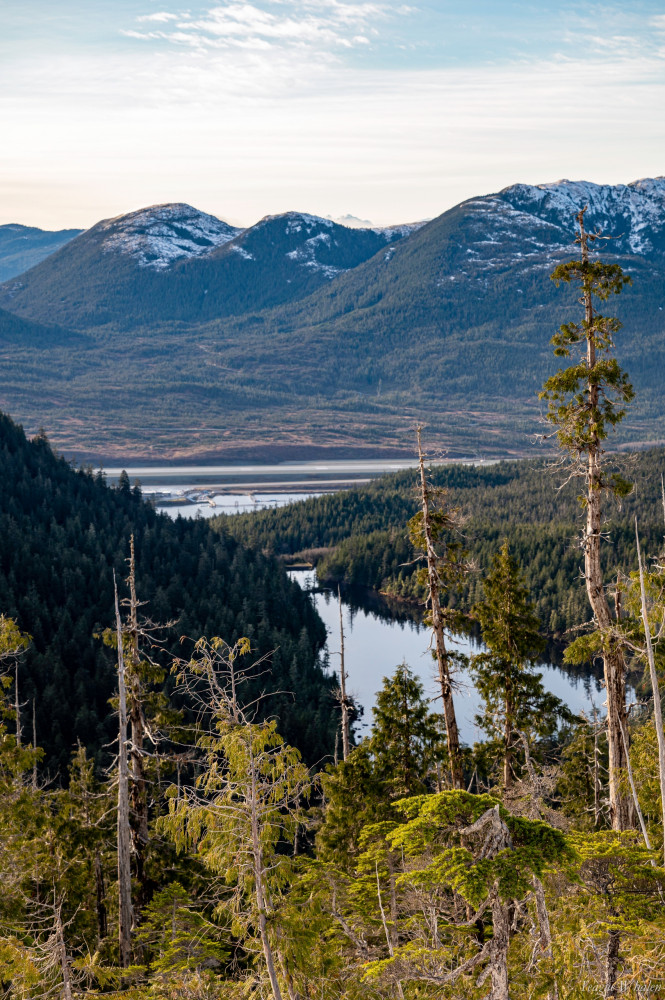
4,212,665,1000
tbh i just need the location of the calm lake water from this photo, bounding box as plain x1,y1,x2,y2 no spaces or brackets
121,468,606,740
288,569,604,745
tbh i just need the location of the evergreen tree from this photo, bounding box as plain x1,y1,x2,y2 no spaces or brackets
539,207,634,830
369,663,446,798
471,542,562,787
162,637,311,1000
317,664,445,868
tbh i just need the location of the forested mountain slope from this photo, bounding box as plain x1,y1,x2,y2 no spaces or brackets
0,412,335,774
0,205,409,329
0,179,664,461
0,222,81,282
223,447,665,636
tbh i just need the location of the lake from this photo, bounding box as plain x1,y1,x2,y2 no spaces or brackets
288,569,605,745
109,465,608,742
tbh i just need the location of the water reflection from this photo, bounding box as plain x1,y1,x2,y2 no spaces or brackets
289,569,605,745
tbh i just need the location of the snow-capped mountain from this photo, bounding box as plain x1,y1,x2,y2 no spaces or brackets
374,221,429,241
500,177,665,254
459,177,665,276
327,213,375,229
0,206,416,328
1,177,665,462
224,210,402,281
97,203,241,269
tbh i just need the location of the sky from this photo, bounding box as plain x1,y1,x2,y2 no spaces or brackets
2,0,665,229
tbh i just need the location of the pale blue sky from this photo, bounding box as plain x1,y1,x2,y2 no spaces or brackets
2,1,664,228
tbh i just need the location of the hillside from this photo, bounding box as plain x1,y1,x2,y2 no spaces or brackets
0,179,664,460
0,412,336,774
223,446,665,637
0,205,409,330
0,222,81,282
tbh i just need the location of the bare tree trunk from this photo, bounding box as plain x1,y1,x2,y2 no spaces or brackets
375,862,405,1000
578,213,630,832
462,807,513,1000
55,901,74,1000
32,698,37,791
635,519,665,864
277,950,299,1000
605,928,621,998
619,718,651,850
127,536,149,907
416,426,463,788
533,876,558,1000
14,662,21,746
593,708,601,827
114,573,133,969
94,851,108,943
487,884,511,1000
250,760,283,1000
337,587,351,761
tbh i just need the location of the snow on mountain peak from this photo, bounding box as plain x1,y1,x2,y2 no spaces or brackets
496,178,665,254
97,203,241,269
373,221,429,240
252,211,335,237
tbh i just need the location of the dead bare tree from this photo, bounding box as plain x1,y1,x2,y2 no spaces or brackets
164,637,310,1000
125,535,150,908
114,572,132,969
634,518,665,864
414,426,463,788
336,586,351,761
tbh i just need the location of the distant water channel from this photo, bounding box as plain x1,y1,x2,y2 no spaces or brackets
101,459,464,519
288,569,604,745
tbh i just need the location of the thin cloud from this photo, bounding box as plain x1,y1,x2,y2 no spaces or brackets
125,0,400,54
136,11,182,22
3,1,665,228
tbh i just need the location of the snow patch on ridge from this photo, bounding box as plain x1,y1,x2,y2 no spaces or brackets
230,245,254,261
373,221,428,240
497,178,665,254
449,177,665,288
287,231,343,278
98,204,241,269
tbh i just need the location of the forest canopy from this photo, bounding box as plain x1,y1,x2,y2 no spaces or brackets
0,412,336,773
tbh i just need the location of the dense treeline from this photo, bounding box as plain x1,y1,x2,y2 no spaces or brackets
223,449,665,634
0,412,335,774
1,578,664,997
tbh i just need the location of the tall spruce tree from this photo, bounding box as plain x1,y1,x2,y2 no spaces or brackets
539,207,634,830
369,663,446,799
317,665,445,867
471,542,558,788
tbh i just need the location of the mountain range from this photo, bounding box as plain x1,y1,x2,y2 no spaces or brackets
0,223,82,283
0,205,421,329
1,178,664,462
